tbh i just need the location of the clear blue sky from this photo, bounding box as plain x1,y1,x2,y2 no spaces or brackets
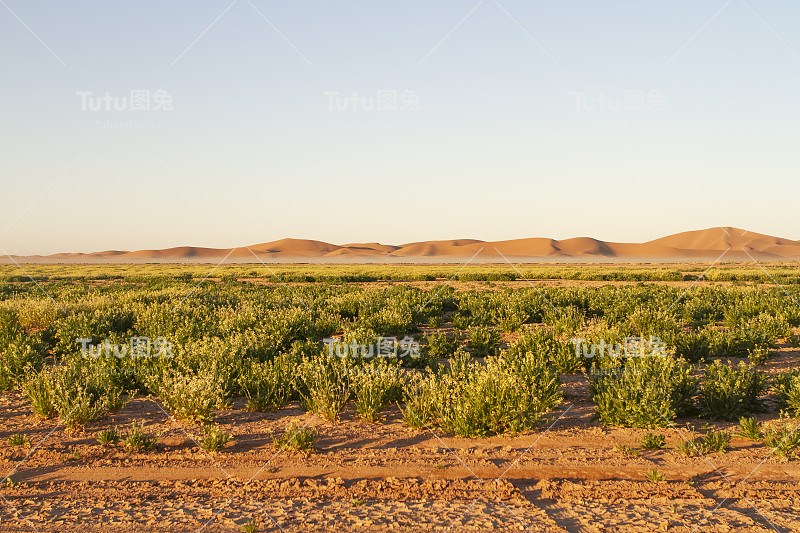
2,0,799,255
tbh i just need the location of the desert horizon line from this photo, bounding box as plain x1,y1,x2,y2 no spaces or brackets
3,226,800,263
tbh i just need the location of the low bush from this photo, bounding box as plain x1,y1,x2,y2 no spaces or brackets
199,424,232,452
0,342,44,391
673,332,711,364
493,303,528,332
238,356,293,412
645,468,665,482
124,421,157,452
22,369,56,418
274,422,315,453
628,308,680,346
676,428,730,455
774,370,800,417
677,433,701,457
591,356,697,428
240,520,259,533
7,434,28,447
52,381,108,430
436,352,562,437
424,333,460,360
640,432,666,450
25,364,124,429
507,328,581,374
149,367,226,423
298,356,350,422
736,417,763,441
351,360,402,422
400,372,439,429
752,313,793,341
544,307,585,338
747,346,774,366
96,427,121,446
428,315,445,328
614,443,638,457
700,429,731,453
452,313,473,331
710,328,773,359
466,326,502,358
763,419,800,460
700,361,766,421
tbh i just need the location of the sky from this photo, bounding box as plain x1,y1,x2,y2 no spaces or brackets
2,0,799,255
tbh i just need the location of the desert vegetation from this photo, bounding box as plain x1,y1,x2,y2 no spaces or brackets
2,263,800,531
2,264,800,432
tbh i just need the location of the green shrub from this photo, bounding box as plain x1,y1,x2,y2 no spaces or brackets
466,326,501,358
710,328,772,359
238,356,292,412
400,372,439,429
699,429,730,453
677,433,701,457
673,332,711,364
543,307,584,338
149,367,226,423
445,349,473,380
458,272,515,282
298,356,350,422
437,352,562,437
452,313,473,331
591,356,697,428
199,424,232,452
337,327,379,359
240,520,259,533
351,361,402,422
400,340,439,371
274,422,315,453
96,427,121,445
640,432,666,450
678,425,731,455
700,361,766,421
428,315,445,328
46,365,117,429
7,433,28,447
22,369,56,418
493,303,528,332
627,308,679,345
753,313,793,340
682,298,716,328
774,370,800,417
736,417,763,441
548,339,585,374
747,346,773,366
424,333,460,360
645,468,665,482
763,420,800,459
507,328,581,374
724,308,746,329
124,421,156,452
0,343,44,391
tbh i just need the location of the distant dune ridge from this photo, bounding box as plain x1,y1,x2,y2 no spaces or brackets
4,227,800,263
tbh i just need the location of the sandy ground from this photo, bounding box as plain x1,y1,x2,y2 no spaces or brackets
3,351,800,532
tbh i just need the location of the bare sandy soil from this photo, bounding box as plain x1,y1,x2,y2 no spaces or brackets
2,352,800,532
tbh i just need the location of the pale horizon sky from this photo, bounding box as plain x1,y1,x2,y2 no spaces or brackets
2,1,799,255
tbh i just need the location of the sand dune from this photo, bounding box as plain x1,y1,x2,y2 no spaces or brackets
3,227,799,263
249,238,341,256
